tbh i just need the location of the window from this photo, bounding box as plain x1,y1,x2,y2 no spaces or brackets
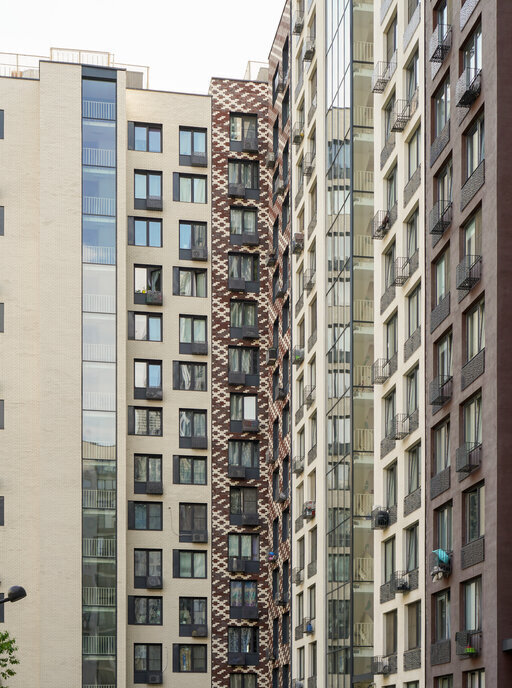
179,503,207,541
384,390,396,438
230,300,257,331
173,267,207,297
179,127,207,165
463,25,482,72
230,487,258,519
128,596,162,625
134,170,162,210
228,160,259,195
128,407,162,436
406,50,419,101
387,166,397,210
134,265,161,302
407,601,421,650
385,609,397,655
173,362,207,391
434,421,450,474
384,242,396,290
230,581,258,613
134,644,162,683
128,502,162,530
463,577,482,631
386,312,398,359
384,94,396,143
228,440,259,468
384,537,395,583
173,455,207,485
463,209,482,259
229,347,258,378
173,550,207,578
282,91,289,125
228,626,258,658
230,207,257,238
408,127,421,179
297,646,305,680
435,589,450,641
173,644,207,672
407,209,419,259
282,403,290,436
273,118,279,155
179,597,207,630
179,221,207,259
129,217,162,247
466,669,485,688
465,483,484,544
436,502,453,551
435,251,449,305
230,674,257,688
134,549,162,588
173,173,207,203
465,116,484,179
434,78,450,138
437,332,453,379
386,14,397,61
179,409,207,447
436,677,453,688
228,253,259,289
129,312,162,342
228,533,259,561
408,285,421,337
134,360,162,397
386,462,397,508
466,300,484,361
230,394,257,421
406,366,419,416
230,114,257,144
405,523,419,571
282,508,290,541
408,444,421,494
130,123,162,152
463,394,482,449
134,454,162,493
179,315,207,354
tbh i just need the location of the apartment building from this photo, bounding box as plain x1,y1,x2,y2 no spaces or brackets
425,0,512,686
371,0,425,687
290,0,375,686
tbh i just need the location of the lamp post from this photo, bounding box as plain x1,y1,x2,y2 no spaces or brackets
0,587,27,605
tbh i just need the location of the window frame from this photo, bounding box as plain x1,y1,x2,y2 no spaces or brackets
129,312,162,342
134,643,162,684
179,408,207,448
128,501,163,531
134,548,162,589
173,455,207,485
173,173,208,204
128,406,163,436
134,453,163,494
134,170,162,210
128,217,162,247
179,314,207,355
128,595,163,625
173,550,207,579
129,122,162,153
179,126,207,167
172,643,207,673
179,502,208,542
173,361,207,392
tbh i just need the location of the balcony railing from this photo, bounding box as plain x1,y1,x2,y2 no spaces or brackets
429,24,452,62
82,587,116,606
387,412,418,440
455,442,482,474
456,254,482,290
304,269,316,292
304,152,316,176
390,100,413,132
430,549,452,580
292,11,304,34
293,455,305,476
392,257,411,286
292,233,304,254
371,208,396,239
455,630,482,657
429,200,452,235
354,493,373,517
372,654,397,675
354,621,373,646
307,95,317,124
83,537,116,558
354,299,374,322
456,68,482,108
371,506,389,529
354,556,372,582
429,375,453,406
371,59,396,93
354,428,374,452
372,355,397,384
303,38,316,62
305,385,316,407
83,196,116,216
82,635,116,655
83,147,115,167
292,122,305,145
82,489,116,509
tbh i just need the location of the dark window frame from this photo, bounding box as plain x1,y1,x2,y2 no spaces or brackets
129,122,162,152
128,596,163,625
134,170,163,210
173,455,207,485
128,217,162,247
128,501,163,531
179,126,208,167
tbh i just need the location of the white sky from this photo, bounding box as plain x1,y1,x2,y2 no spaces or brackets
2,0,287,94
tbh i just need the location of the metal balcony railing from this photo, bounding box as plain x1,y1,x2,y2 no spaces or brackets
303,38,316,61
292,11,304,34
82,635,116,655
372,356,397,384
83,537,116,558
456,68,482,108
371,59,396,93
392,257,411,286
371,208,396,239
455,630,482,657
304,269,316,292
455,442,482,474
82,489,116,509
456,254,482,290
372,654,397,675
292,122,305,145
387,413,417,440
430,549,452,580
429,24,452,62
371,507,389,529
393,571,410,592
390,100,413,132
293,567,304,584
82,587,116,606
293,456,305,475
429,200,452,235
304,385,316,406
303,152,316,176
429,375,453,405
292,233,304,254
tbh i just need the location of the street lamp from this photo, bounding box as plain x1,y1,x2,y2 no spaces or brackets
0,587,27,604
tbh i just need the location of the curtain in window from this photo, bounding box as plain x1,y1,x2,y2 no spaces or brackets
407,528,418,571
228,349,239,373
179,457,192,483
135,504,147,529
195,459,206,484
245,582,257,607
194,598,206,624
228,162,239,184
148,410,161,436
179,646,192,672
180,270,192,296
194,177,206,203
243,488,257,514
230,117,242,141
242,163,253,189
180,364,192,390
240,627,253,653
387,467,396,506
134,645,147,670
193,318,205,343
245,303,256,326
193,412,206,437
230,489,242,515
243,118,256,138
180,177,192,202
230,209,242,234
407,370,417,415
193,552,205,578
231,581,243,607
195,365,206,391
245,210,256,233
149,269,161,292
228,535,239,558
408,449,419,493
228,629,240,652
241,256,254,282
148,599,161,624
195,224,206,247
193,131,206,154
180,411,192,438
231,302,242,327
135,409,148,435
180,318,191,343
241,349,252,374
231,395,243,421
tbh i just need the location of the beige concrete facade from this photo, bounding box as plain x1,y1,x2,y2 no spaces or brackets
372,0,425,685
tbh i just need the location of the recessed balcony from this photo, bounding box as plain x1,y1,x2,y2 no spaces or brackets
456,68,482,108
455,442,482,474
429,200,452,235
429,24,452,63
429,375,453,406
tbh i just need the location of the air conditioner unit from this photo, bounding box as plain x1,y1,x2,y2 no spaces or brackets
266,348,278,364
277,491,288,503
192,532,208,543
146,576,162,589
191,246,208,261
266,151,276,168
147,671,163,684
277,387,287,400
265,250,277,266
382,664,391,675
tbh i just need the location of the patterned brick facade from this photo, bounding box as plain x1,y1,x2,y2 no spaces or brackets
209,75,272,688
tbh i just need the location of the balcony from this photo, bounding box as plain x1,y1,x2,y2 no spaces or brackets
392,257,411,286
295,623,304,641
455,630,482,658
456,68,481,108
303,500,315,520
371,506,389,530
390,100,413,132
295,292,304,316
292,11,304,34
228,557,259,574
304,268,316,291
371,59,396,93
293,567,304,585
429,200,452,235
462,349,485,390
295,182,304,209
430,293,450,333
304,385,316,407
372,355,397,384
429,375,453,406
429,24,452,62
82,587,116,607
82,489,116,509
145,290,162,306
303,617,315,634
295,403,304,425
456,255,482,291
292,456,305,476
308,444,317,464
292,232,304,254
430,549,452,581
307,330,317,351
83,635,115,656
461,160,485,210
371,654,397,675
304,38,316,62
83,537,116,558
307,213,317,237
292,122,305,145
293,347,305,366
371,207,397,239
456,442,482,474
307,95,317,124
393,570,416,593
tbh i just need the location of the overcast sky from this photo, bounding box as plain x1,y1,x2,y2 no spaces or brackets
3,0,286,94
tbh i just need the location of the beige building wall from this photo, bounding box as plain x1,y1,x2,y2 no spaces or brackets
372,0,425,685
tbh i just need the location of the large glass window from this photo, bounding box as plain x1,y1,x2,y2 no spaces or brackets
129,596,162,625
230,581,258,609
174,644,207,672
230,207,257,236
179,128,207,157
408,444,421,494
174,362,207,391
179,221,207,250
175,551,207,578
174,268,207,297
228,161,259,190
433,422,450,474
408,127,421,179
466,300,485,361
130,312,162,342
179,316,206,344
174,456,207,485
176,174,207,203
230,301,257,328
437,332,453,378
383,537,395,583
463,577,482,631
130,218,162,247
179,598,207,626
465,482,484,544
436,503,453,551
408,286,421,337
466,116,484,180
130,407,162,436
228,533,259,561
230,114,257,142
229,254,259,282
228,626,258,654
406,523,419,571
464,395,482,448
129,502,162,530
179,410,206,439
434,78,450,138
435,252,449,305
435,589,450,641
132,123,162,152
134,171,162,203
134,644,162,681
